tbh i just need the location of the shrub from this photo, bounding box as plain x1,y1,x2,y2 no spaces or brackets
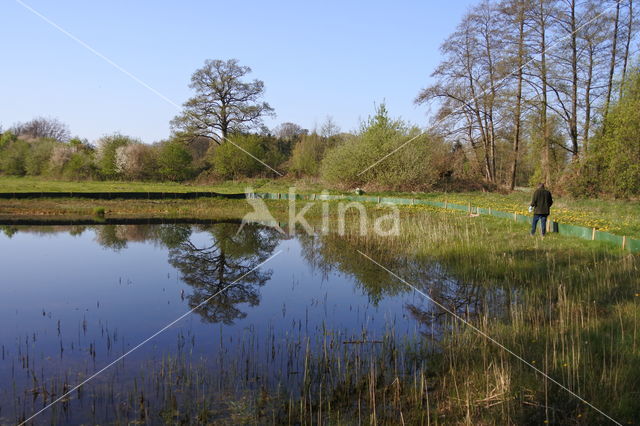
290,133,339,177
48,143,74,174
0,139,29,176
321,104,449,190
93,207,106,217
115,143,158,180
25,140,58,175
96,133,138,179
63,151,98,180
0,131,18,149
211,134,268,179
157,140,193,181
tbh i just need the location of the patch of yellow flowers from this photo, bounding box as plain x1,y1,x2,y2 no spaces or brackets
433,195,625,235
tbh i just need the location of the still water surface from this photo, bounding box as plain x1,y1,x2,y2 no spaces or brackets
2,222,458,424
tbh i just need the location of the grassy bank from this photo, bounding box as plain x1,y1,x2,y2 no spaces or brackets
2,175,640,238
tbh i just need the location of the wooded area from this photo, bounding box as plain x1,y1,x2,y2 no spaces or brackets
417,0,638,195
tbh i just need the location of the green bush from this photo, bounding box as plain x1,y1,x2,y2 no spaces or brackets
570,67,640,197
290,133,339,177
321,104,449,190
261,136,291,173
0,139,30,176
93,207,106,217
0,131,18,149
157,140,193,181
25,140,58,175
63,151,98,180
211,134,269,179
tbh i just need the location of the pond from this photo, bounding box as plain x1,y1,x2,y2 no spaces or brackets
0,221,506,424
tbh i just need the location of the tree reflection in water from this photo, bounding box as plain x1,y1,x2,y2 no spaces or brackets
298,232,513,336
168,223,282,324
12,222,282,325
6,222,511,333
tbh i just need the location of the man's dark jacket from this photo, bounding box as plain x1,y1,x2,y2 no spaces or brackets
531,188,553,215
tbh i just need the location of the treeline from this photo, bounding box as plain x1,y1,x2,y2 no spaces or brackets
418,0,639,196
0,120,289,182
0,108,462,191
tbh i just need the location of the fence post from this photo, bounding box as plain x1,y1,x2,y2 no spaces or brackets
514,212,517,222
468,202,471,214
591,228,596,240
622,236,627,250
546,217,551,233
377,196,381,203
411,198,415,205
444,199,448,210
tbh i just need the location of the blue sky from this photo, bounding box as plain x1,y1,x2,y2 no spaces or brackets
1,0,477,143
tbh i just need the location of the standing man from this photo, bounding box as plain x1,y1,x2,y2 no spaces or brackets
530,183,553,236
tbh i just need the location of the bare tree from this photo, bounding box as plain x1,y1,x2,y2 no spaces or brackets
416,1,508,183
319,116,341,138
414,0,639,186
273,122,308,141
11,117,70,142
541,0,581,160
604,0,622,118
171,59,275,143
578,1,610,149
501,0,530,188
620,0,634,93
524,0,558,184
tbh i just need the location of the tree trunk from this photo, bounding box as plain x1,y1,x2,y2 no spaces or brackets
510,1,526,190
465,33,494,182
620,0,633,94
484,29,498,181
569,0,579,160
605,0,621,118
584,41,594,151
539,0,551,185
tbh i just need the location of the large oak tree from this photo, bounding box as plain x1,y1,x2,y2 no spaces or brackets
171,59,275,143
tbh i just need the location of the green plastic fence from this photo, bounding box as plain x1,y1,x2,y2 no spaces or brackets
626,238,640,252
555,223,593,240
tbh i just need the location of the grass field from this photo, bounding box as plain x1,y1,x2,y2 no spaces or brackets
0,176,325,194
1,176,639,238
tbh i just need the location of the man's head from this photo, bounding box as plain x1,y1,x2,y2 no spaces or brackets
538,182,545,189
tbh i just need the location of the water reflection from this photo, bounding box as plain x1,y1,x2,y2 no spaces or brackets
168,223,281,324
298,231,513,335
2,223,510,329
0,222,516,424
